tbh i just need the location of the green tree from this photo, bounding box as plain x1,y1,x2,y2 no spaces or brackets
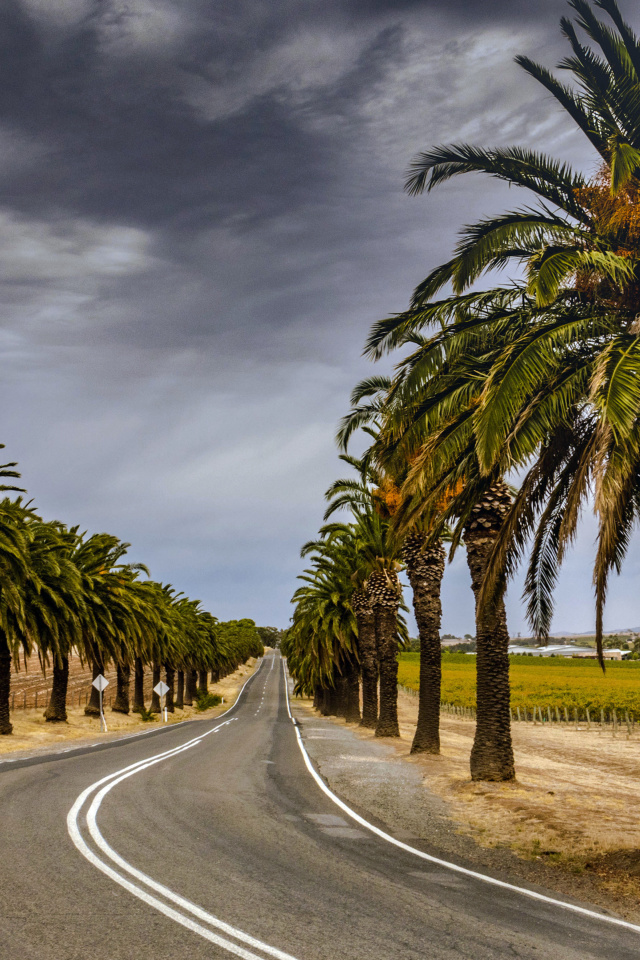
386,0,640,668
324,457,406,736
338,385,449,753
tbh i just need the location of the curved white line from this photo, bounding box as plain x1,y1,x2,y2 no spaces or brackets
68,657,300,960
281,657,640,936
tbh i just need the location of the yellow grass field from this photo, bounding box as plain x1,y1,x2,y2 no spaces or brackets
397,652,640,716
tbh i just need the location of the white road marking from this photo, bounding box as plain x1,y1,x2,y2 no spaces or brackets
68,658,300,960
282,658,640,937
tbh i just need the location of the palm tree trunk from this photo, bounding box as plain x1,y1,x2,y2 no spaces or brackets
150,662,161,713
0,633,13,735
197,670,208,696
334,675,349,718
368,569,401,738
132,656,145,713
323,686,340,716
184,668,197,706
318,688,331,716
165,663,175,713
374,605,400,737
464,483,515,782
344,659,361,724
112,662,130,714
176,670,184,709
404,536,446,755
353,588,377,728
85,658,104,716
44,656,69,722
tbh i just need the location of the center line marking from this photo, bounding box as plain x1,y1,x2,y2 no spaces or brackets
68,658,299,960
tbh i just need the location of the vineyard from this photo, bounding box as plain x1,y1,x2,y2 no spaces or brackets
398,652,640,716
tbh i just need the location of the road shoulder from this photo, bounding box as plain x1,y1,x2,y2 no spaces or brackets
289,693,640,925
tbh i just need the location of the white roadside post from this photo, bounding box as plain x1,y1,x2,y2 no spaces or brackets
154,680,170,722
92,674,109,733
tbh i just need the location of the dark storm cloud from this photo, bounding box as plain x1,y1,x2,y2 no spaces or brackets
0,0,569,231
0,0,637,631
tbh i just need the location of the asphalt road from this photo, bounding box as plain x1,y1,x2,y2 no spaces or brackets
1,651,638,960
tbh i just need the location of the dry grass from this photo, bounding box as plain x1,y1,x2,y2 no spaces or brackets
0,657,260,756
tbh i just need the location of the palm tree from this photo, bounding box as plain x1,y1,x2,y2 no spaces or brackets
77,538,154,719
402,533,446,754
27,522,86,724
296,532,361,721
337,387,449,753
0,498,35,735
350,584,377,727
349,299,520,778
323,459,410,737
391,0,640,664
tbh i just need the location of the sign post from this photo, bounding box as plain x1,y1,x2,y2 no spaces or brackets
154,680,170,722
92,674,109,733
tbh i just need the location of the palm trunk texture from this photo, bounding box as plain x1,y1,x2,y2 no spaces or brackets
353,588,377,728
464,483,515,782
373,605,400,737
132,656,145,713
0,633,12,734
184,668,198,706
176,670,184,709
165,664,175,713
368,569,401,738
403,536,446,755
334,676,349,718
198,670,208,696
344,661,361,724
112,662,130,714
44,656,69,722
150,662,162,713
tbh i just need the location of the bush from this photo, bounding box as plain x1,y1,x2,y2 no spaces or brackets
195,692,223,712
138,707,157,722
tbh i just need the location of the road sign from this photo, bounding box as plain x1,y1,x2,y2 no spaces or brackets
92,673,109,733
154,680,170,722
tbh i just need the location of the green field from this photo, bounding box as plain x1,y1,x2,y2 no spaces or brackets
397,652,640,716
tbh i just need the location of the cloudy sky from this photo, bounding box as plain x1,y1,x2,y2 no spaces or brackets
1,0,639,636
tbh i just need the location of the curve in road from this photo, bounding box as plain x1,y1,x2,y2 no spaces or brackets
1,650,638,960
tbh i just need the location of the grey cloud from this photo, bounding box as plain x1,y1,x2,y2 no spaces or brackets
0,0,638,629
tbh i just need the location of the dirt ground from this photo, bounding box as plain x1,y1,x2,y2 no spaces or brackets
0,656,262,756
313,689,640,902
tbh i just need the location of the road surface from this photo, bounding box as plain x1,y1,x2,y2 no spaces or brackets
0,651,638,959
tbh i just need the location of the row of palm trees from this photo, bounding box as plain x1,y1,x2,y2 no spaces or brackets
0,460,263,735
284,0,640,781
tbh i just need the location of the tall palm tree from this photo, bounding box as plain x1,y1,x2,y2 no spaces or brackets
350,584,377,727
0,498,35,735
351,300,520,778
26,522,87,724
386,0,640,664
337,387,449,753
296,532,361,721
323,460,409,737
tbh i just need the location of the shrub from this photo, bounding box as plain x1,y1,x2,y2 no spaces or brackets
195,692,223,712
